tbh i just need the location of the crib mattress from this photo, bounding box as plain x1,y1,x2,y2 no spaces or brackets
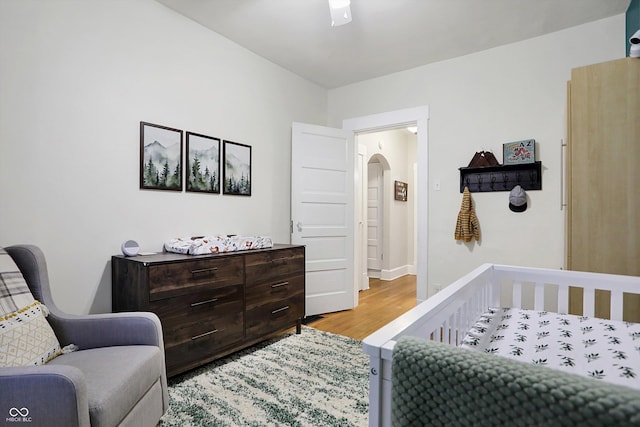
164,235,273,255
460,307,640,390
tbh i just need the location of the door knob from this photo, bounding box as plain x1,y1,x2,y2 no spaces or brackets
296,222,303,232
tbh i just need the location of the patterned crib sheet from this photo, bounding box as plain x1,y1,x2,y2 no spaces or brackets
165,235,273,255
460,307,640,390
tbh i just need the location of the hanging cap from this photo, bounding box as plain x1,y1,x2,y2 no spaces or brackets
509,185,527,212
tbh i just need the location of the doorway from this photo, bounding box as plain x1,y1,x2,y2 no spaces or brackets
360,130,417,283
343,106,429,302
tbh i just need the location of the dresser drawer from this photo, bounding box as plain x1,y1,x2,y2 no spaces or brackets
246,293,304,338
148,256,244,300
164,311,244,376
162,307,244,348
245,247,304,285
246,275,304,310
150,285,244,327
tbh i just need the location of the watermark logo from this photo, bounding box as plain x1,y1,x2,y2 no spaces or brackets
6,407,31,423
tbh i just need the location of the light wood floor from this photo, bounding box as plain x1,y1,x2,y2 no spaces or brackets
308,275,417,340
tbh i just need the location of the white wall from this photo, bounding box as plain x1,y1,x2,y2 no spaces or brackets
0,0,326,314
328,15,626,298
0,2,627,314
358,129,416,278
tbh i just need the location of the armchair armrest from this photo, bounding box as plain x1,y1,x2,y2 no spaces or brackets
0,365,90,427
48,311,164,351
5,245,164,351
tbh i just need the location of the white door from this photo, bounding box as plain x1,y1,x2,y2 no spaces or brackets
367,162,383,271
357,144,369,291
291,122,355,316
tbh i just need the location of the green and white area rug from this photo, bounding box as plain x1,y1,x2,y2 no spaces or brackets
160,327,369,426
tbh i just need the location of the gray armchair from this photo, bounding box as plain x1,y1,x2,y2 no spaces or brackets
1,245,168,427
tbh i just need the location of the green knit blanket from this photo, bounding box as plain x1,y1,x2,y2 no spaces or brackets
392,336,640,426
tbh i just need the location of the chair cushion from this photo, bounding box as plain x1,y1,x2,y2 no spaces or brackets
48,345,163,427
0,248,62,367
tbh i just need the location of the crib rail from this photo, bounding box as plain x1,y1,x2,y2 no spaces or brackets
362,263,497,427
492,264,640,321
362,264,496,354
363,263,640,427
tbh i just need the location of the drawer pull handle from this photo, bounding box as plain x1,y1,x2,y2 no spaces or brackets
191,267,218,275
191,329,219,340
191,298,219,307
271,282,289,288
272,306,289,314
271,257,290,263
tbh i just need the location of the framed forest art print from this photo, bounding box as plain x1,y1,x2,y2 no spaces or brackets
223,140,251,196
140,121,183,191
186,132,220,193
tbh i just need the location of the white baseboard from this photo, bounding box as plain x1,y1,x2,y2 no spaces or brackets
380,265,413,281
368,269,381,279
368,266,416,281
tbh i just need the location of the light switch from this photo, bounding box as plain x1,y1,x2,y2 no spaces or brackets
434,179,441,191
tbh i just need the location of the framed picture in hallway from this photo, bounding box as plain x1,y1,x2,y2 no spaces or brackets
394,180,408,201
140,121,183,191
223,140,251,196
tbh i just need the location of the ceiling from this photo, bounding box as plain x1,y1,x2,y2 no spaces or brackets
156,0,630,89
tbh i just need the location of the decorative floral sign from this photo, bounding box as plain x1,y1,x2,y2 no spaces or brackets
503,139,535,165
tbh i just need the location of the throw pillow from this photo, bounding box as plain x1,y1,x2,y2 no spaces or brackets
0,301,62,366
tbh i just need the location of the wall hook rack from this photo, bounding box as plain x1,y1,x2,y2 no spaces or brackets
459,161,542,193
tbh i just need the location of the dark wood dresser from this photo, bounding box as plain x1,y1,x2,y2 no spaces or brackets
111,244,305,377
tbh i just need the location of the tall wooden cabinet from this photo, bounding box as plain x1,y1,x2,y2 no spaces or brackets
566,58,640,321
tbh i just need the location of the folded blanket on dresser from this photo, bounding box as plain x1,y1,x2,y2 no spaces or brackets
165,235,273,255
392,336,640,427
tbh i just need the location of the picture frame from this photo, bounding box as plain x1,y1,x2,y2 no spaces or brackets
223,140,251,196
503,139,535,165
186,132,221,194
394,180,408,201
140,121,183,191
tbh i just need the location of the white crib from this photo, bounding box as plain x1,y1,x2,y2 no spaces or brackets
361,263,640,427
